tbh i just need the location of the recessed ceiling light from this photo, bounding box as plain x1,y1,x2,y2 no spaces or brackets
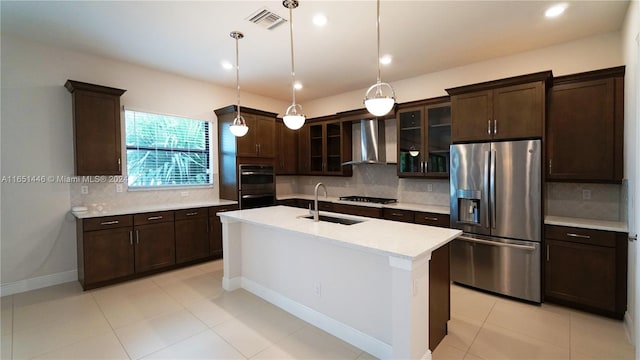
313,14,327,27
222,61,233,70
380,54,392,65
294,82,303,90
545,3,568,18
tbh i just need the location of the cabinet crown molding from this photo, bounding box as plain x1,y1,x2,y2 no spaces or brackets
445,70,552,96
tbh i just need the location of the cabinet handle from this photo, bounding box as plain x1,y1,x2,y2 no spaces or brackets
118,158,121,172
549,159,553,174
135,230,139,244
546,244,550,262
129,231,133,245
566,233,591,239
100,220,119,225
424,216,438,221
487,120,491,135
147,216,163,221
493,120,497,135
185,212,198,216
390,212,404,217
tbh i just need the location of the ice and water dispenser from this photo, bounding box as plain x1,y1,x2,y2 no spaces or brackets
456,190,481,225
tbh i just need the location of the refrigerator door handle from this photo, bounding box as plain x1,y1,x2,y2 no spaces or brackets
458,235,538,251
483,150,491,228
490,149,497,229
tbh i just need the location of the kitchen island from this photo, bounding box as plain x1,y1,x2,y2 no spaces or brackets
218,205,461,360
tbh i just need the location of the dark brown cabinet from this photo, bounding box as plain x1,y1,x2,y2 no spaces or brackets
299,116,352,176
331,203,383,218
275,119,298,175
175,208,209,264
546,67,625,183
429,243,450,351
447,71,551,143
397,97,451,178
215,106,277,200
544,224,627,319
209,204,239,258
77,215,134,288
133,211,175,273
383,208,414,223
414,212,450,228
65,80,126,176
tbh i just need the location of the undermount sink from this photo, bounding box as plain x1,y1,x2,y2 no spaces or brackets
300,214,364,225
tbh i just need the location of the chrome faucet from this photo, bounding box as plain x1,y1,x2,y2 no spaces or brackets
313,182,328,222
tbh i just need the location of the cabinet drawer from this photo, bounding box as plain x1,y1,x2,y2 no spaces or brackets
175,208,208,220
83,215,133,231
134,211,174,225
332,203,382,218
383,208,415,223
414,212,450,228
208,204,239,218
545,225,616,247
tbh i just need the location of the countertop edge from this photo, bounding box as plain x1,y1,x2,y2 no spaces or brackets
72,200,238,219
544,216,628,233
278,194,450,215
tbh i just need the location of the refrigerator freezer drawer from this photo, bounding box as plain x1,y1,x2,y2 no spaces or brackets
451,235,541,303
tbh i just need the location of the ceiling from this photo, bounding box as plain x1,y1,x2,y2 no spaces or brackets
1,1,630,103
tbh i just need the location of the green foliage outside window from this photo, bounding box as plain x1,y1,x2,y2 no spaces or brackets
125,110,211,188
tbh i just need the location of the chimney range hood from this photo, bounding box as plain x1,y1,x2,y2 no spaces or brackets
342,119,392,165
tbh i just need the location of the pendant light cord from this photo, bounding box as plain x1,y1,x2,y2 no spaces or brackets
288,3,297,106
235,35,241,117
376,0,381,86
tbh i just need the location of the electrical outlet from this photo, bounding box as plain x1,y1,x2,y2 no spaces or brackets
427,184,433,192
116,183,123,193
81,185,89,194
582,189,591,200
313,282,322,297
180,191,189,197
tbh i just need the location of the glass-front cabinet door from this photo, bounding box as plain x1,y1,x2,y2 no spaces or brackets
396,98,451,178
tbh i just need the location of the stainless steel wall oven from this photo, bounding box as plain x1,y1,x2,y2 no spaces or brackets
238,164,275,209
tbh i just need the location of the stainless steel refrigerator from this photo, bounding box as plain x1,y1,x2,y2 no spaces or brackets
449,139,542,303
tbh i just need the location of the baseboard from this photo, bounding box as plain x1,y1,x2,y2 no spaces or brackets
0,270,78,297
241,277,393,359
624,310,635,345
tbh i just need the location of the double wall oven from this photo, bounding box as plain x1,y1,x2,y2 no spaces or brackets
238,164,275,209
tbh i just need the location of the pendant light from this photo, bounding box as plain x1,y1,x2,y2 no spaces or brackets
282,0,305,130
364,0,396,117
229,31,249,137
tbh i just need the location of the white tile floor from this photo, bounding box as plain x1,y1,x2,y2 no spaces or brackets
0,259,635,360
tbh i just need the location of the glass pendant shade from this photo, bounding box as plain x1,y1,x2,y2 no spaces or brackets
229,114,248,137
364,82,395,117
364,0,396,117
283,103,305,130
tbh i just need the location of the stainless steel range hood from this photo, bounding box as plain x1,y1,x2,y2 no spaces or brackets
342,119,391,165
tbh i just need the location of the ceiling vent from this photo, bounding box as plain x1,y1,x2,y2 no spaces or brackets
246,7,287,30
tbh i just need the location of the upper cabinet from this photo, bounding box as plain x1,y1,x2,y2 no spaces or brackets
215,105,277,200
65,80,126,176
298,115,352,176
396,96,451,178
546,66,625,183
447,71,551,143
275,118,298,175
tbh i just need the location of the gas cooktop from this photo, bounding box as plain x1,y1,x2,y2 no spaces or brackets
338,196,398,204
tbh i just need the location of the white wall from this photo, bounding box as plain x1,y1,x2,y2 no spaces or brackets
0,24,630,294
0,35,286,292
622,0,640,347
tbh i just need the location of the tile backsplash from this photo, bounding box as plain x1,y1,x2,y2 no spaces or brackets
278,164,449,207
546,182,626,222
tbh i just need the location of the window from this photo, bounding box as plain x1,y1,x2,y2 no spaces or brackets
125,109,212,188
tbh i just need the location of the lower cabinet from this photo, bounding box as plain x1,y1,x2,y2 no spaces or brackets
332,203,383,218
78,215,134,286
383,208,414,223
133,211,176,273
209,204,239,258
544,225,627,319
175,208,209,264
429,243,450,351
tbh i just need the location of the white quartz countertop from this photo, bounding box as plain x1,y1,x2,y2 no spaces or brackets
219,205,461,261
278,194,450,215
545,215,628,233
72,199,237,219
